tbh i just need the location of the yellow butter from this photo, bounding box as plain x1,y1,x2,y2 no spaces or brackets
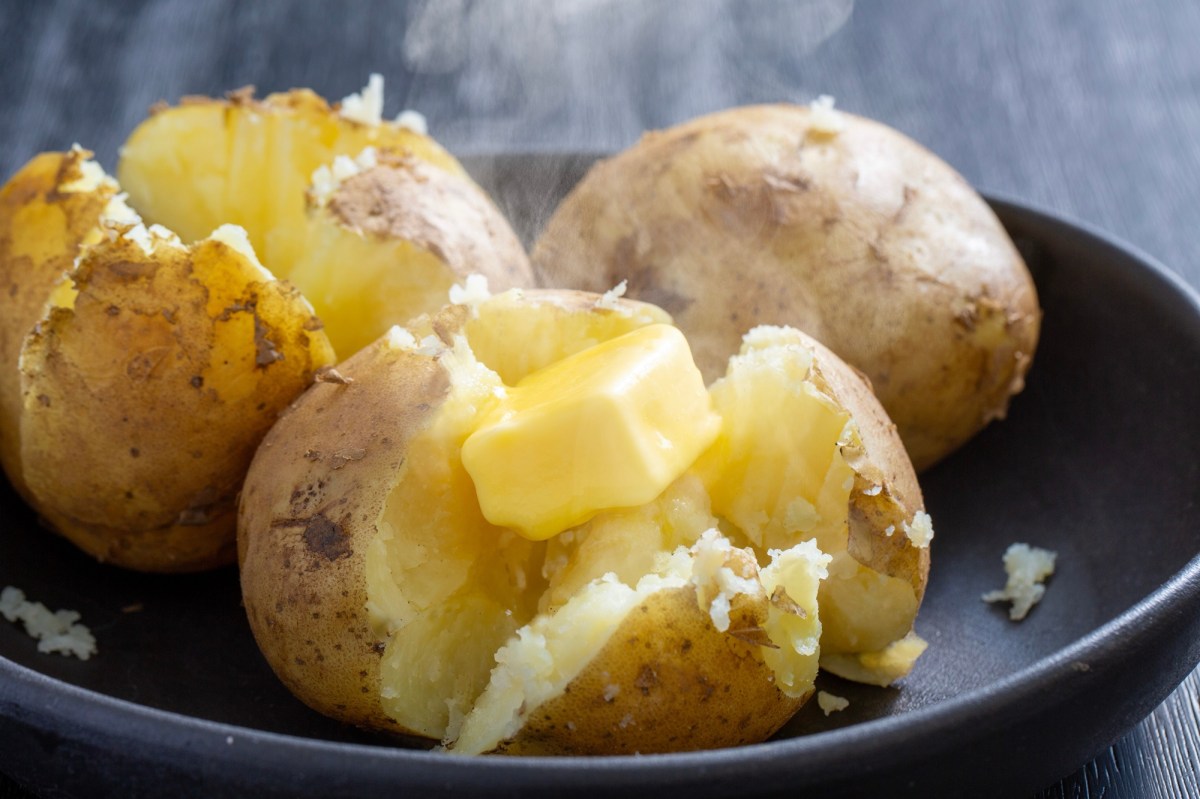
461,324,720,541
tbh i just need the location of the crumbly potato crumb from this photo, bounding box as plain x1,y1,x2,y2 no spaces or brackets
309,147,379,206
903,511,935,548
982,543,1057,620
99,194,142,229
689,529,763,632
820,632,928,687
593,280,628,310
809,95,846,135
58,145,109,193
383,326,419,352
817,690,849,716
1,586,97,660
339,73,385,126
394,109,429,134
449,274,492,308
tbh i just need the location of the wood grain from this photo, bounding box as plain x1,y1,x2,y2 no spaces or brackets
1,1,1197,796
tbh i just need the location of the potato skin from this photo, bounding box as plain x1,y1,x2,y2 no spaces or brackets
532,104,1040,470
803,330,929,598
238,328,453,732
324,153,531,289
0,149,116,501
18,229,334,572
296,152,536,358
495,585,806,755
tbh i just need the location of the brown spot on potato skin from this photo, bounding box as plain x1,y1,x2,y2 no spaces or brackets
252,309,284,367
301,514,351,561
633,665,659,696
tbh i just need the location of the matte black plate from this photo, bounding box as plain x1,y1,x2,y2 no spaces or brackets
2,154,1199,798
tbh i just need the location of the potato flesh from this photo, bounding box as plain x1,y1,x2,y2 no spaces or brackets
538,475,716,614
288,214,455,357
119,95,536,361
117,92,464,273
365,292,927,752
462,291,673,385
697,327,923,656
368,340,543,737
697,330,853,554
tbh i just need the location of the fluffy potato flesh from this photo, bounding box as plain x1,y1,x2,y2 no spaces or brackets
118,83,534,358
17,214,334,571
238,288,932,754
531,102,1041,470
118,84,462,265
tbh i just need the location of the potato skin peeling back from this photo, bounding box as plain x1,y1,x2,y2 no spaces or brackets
292,150,536,358
238,288,933,755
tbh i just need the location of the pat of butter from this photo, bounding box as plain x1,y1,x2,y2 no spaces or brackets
461,324,720,541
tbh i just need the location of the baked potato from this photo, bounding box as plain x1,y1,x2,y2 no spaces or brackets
117,77,534,356
531,102,1041,470
238,286,931,754
17,209,334,571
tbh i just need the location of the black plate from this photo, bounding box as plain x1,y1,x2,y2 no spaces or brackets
2,154,1199,798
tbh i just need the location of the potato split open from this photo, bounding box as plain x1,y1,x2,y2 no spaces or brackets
20,215,334,571
118,84,534,359
237,287,932,754
0,148,337,570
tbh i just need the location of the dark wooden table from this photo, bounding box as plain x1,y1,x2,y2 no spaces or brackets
2,1,1198,796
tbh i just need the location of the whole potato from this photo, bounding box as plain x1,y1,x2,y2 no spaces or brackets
531,102,1041,470
238,287,931,754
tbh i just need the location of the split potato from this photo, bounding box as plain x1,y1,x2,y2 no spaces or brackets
532,102,1041,470
238,287,931,754
118,78,534,356
8,183,334,570
0,148,119,505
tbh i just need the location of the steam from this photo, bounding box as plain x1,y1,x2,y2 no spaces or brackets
396,0,856,152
